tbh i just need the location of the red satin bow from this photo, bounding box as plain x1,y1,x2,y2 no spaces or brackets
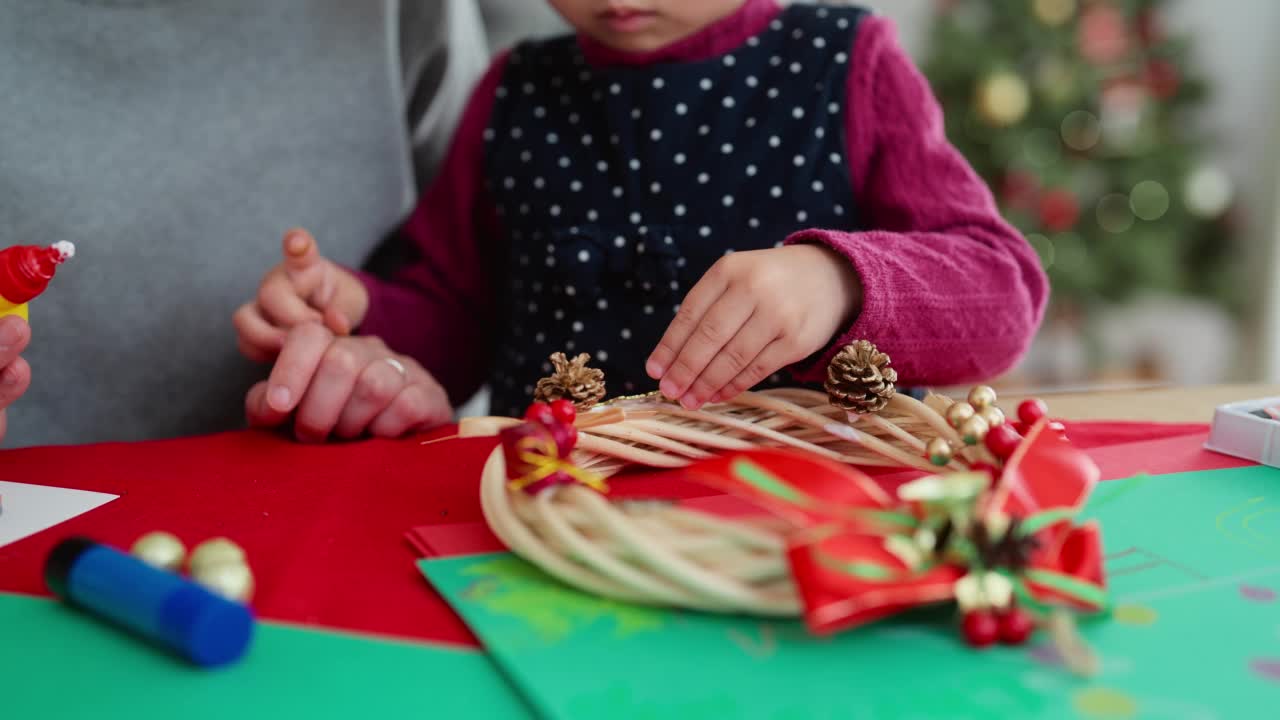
678,420,1107,635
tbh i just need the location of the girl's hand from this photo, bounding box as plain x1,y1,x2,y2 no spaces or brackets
245,323,451,442
234,229,370,363
0,316,32,445
646,244,862,409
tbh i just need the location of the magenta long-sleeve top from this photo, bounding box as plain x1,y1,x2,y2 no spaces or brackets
357,0,1047,406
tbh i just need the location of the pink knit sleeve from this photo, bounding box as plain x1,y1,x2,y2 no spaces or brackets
786,16,1047,386
353,53,509,406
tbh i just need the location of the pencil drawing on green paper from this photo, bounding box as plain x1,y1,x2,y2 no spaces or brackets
460,555,665,643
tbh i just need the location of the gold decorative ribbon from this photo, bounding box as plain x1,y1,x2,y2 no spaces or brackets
503,427,608,494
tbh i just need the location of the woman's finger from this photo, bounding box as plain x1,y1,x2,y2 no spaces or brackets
332,356,412,439
245,380,288,428
367,380,451,438
292,340,391,443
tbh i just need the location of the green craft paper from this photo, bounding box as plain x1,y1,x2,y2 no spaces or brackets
0,592,531,720
421,466,1280,720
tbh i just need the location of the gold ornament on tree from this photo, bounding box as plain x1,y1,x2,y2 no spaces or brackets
534,352,607,409
1033,0,1076,27
975,70,1030,127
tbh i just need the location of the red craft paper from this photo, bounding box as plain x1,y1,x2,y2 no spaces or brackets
0,429,496,648
1087,431,1250,480
406,522,505,558
404,492,769,560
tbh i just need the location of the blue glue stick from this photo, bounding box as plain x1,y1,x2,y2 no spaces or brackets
44,537,254,667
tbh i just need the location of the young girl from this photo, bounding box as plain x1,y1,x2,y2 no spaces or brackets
234,0,1046,441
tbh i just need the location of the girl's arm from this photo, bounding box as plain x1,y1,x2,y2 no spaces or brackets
355,53,511,406
787,16,1048,386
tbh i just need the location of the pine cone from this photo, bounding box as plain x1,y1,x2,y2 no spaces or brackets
969,517,1040,573
825,340,897,414
991,518,1041,573
534,352,607,409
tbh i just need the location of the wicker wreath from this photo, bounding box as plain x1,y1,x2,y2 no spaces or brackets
464,341,1053,619
480,447,801,615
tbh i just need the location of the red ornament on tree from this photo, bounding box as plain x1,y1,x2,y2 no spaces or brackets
1078,3,1129,65
1136,8,1163,47
1002,170,1040,210
1145,59,1180,99
1038,189,1080,232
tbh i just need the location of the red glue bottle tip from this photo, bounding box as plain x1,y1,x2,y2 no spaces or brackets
51,241,76,261
0,242,76,305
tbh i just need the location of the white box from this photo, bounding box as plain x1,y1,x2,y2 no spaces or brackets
1204,396,1280,467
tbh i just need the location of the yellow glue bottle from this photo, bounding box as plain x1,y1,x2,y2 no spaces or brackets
0,242,75,321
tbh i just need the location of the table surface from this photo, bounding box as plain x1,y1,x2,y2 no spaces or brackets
0,383,1260,649
1001,383,1280,423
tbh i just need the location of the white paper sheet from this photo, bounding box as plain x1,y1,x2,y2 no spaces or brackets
0,481,119,548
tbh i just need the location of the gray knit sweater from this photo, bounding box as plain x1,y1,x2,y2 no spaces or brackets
0,0,487,446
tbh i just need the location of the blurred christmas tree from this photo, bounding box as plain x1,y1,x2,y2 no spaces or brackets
923,0,1239,311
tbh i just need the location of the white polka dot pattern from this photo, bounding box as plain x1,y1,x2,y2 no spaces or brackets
481,4,866,414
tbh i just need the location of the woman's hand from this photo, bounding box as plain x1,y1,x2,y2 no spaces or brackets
646,244,861,408
234,229,370,363
0,316,32,444
245,323,451,442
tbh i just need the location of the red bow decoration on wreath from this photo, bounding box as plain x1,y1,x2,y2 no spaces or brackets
676,419,1108,636
500,415,608,495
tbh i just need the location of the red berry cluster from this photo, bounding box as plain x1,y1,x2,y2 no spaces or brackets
961,605,1036,648
524,399,579,447
982,398,1064,462
959,399,1054,648
525,398,577,425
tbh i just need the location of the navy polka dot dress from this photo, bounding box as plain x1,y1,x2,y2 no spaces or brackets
483,5,867,417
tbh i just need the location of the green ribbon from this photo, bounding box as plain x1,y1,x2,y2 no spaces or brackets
1022,568,1108,609
1016,508,1077,536
813,545,941,584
